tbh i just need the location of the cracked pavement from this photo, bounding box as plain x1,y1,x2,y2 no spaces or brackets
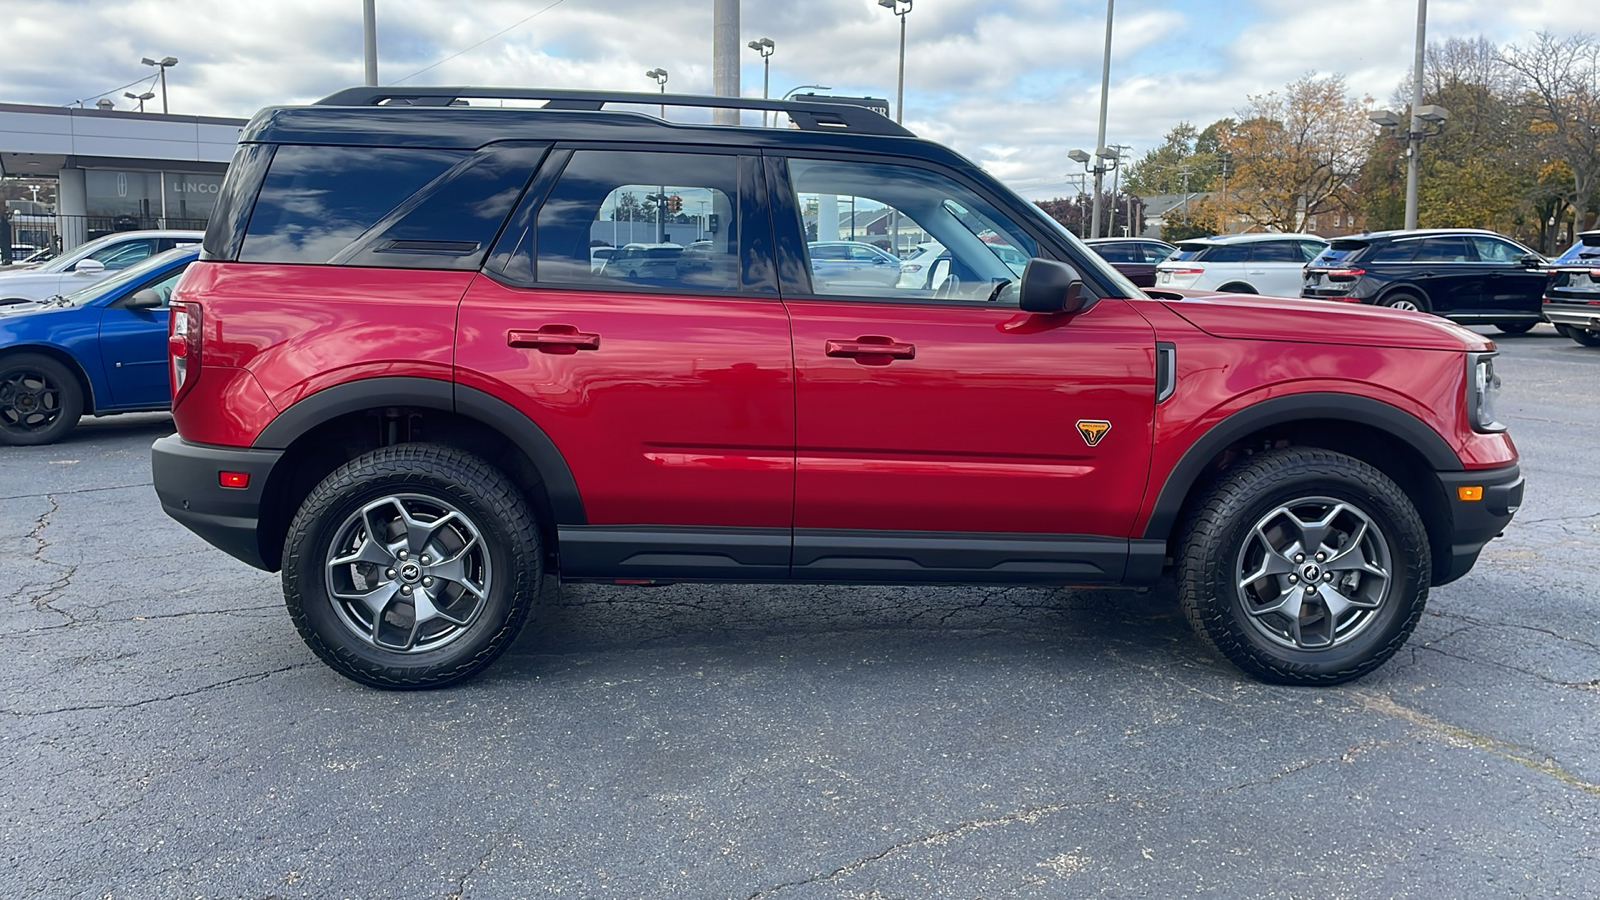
1,328,1597,899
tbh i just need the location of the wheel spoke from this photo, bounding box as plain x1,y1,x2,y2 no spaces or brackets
332,580,400,620
1285,506,1339,558
328,534,395,569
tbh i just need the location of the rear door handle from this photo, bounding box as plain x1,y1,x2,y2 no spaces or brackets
825,335,916,364
508,325,601,353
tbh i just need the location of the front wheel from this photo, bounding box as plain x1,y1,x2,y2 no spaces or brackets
1494,321,1535,335
282,444,543,689
1177,447,1430,685
0,353,83,446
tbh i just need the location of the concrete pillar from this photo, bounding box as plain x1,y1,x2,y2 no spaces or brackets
818,194,840,242
57,167,88,251
712,0,740,125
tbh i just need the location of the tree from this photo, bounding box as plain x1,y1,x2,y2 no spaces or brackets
1220,74,1372,232
1501,32,1600,233
609,191,643,222
1124,120,1232,196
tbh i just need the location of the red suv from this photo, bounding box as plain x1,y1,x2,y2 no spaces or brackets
152,87,1523,689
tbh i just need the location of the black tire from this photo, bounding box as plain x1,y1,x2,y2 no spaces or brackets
1553,324,1573,338
1380,291,1429,313
1493,321,1535,335
1176,447,1430,686
1569,328,1600,348
1217,282,1258,294
0,352,84,446
282,444,543,689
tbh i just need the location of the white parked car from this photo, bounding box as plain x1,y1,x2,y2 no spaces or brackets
0,230,202,305
897,241,945,289
1154,233,1328,298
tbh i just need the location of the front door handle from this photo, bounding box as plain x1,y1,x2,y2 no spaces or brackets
509,324,601,354
825,335,916,365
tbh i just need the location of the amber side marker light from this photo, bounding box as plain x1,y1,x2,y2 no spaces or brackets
1458,486,1484,501
219,471,251,489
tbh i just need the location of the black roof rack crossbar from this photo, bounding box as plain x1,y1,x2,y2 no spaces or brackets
314,87,914,137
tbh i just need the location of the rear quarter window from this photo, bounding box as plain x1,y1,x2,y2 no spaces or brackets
239,146,467,264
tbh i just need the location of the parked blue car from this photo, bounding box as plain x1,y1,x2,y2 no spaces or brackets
0,246,197,445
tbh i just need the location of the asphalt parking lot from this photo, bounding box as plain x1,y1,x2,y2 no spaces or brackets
2,325,1597,899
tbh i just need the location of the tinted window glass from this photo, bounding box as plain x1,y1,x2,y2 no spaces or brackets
1169,243,1209,261
1469,236,1524,264
203,143,274,261
1297,241,1326,262
1251,241,1305,263
536,150,743,292
785,157,1037,302
90,239,157,269
332,144,545,270
1201,244,1250,263
1139,243,1175,263
240,146,466,263
1312,242,1366,266
1092,243,1135,262
1414,236,1470,262
1555,236,1600,264
1368,240,1420,263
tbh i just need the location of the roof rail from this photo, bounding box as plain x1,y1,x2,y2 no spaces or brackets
313,86,915,138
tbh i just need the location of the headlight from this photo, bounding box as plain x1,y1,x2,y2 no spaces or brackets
1467,352,1503,433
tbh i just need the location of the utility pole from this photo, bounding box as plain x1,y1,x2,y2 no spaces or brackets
363,0,378,86
1404,0,1426,229
712,0,739,125
1091,0,1115,240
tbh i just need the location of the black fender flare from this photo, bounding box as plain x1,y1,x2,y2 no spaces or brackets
1141,392,1460,542
252,375,585,524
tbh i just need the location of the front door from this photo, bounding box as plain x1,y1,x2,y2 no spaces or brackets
98,261,190,407
1470,234,1546,318
770,154,1157,583
459,148,794,579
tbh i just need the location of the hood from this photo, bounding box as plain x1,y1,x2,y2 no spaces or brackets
0,299,69,318
1157,292,1493,352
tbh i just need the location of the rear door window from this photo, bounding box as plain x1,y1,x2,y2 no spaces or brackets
1093,243,1135,262
1414,236,1471,262
1250,241,1305,263
1201,244,1250,263
1368,240,1421,263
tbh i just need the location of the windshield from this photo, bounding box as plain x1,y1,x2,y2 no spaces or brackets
57,247,193,306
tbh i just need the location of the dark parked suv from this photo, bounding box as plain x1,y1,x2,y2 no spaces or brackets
151,88,1521,691
1302,229,1546,333
1542,230,1600,347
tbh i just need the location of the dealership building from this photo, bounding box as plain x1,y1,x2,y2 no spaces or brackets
0,102,245,253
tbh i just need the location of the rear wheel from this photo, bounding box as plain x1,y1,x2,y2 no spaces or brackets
0,353,83,446
1177,447,1429,685
1380,292,1428,313
1494,321,1535,335
282,444,543,689
1569,327,1600,348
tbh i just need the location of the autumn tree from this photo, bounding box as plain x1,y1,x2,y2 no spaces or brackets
1125,119,1234,197
1220,74,1372,232
1501,32,1600,233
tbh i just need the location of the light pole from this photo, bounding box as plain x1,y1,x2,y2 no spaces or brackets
1069,148,1119,238
1104,143,1129,237
1369,104,1447,229
1090,0,1116,240
362,0,378,86
747,38,774,126
124,90,155,113
878,0,912,124
646,68,669,117
1405,0,1426,230
140,56,177,113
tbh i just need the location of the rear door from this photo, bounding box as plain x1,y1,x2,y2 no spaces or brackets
461,147,794,579
1411,235,1481,315
769,153,1156,583
1246,240,1312,297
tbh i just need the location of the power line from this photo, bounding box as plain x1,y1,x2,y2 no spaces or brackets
391,0,571,85
64,73,161,108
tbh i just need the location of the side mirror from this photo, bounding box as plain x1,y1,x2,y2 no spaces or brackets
1019,258,1089,314
124,289,164,309
74,258,106,274
1520,253,1544,268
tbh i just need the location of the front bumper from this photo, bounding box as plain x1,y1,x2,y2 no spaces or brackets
152,434,282,570
1435,463,1523,585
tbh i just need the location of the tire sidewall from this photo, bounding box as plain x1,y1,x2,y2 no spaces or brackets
0,353,84,446
1186,453,1430,683
283,449,538,688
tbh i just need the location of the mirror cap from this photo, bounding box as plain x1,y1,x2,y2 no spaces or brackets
1019,258,1089,314
125,289,164,309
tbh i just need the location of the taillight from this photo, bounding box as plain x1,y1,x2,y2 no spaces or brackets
1325,268,1365,280
169,301,201,400
1165,267,1204,275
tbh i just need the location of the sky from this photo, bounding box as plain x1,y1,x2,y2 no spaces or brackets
0,0,1583,199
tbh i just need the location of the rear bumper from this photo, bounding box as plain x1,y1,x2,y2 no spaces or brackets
1542,303,1600,329
151,434,281,571
1435,463,1523,585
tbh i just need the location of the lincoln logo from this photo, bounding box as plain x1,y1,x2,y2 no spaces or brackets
1076,419,1112,447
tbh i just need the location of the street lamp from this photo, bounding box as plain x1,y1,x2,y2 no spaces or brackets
1370,102,1448,229
877,0,912,124
646,68,668,117
1068,147,1121,238
140,56,177,114
124,90,155,113
747,38,775,126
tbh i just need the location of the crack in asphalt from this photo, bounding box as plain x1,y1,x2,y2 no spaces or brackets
0,481,153,502
1357,692,1600,797
742,739,1394,899
16,494,80,626
443,838,505,900
1425,609,1600,653
0,663,312,717
0,604,281,641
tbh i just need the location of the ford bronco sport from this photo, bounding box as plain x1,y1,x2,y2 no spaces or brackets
151,87,1523,689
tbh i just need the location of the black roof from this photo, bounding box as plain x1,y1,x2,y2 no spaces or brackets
1328,228,1509,244
239,86,981,172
